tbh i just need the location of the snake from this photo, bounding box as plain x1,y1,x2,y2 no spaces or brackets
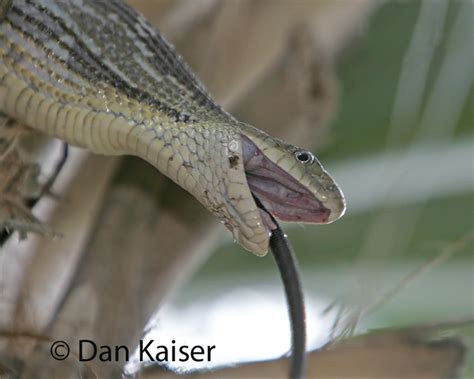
0,0,345,257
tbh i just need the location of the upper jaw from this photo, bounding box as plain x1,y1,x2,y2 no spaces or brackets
223,130,346,256
325,194,346,223
242,135,335,217
235,133,346,255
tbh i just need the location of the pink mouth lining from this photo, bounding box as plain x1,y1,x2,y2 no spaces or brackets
241,135,330,232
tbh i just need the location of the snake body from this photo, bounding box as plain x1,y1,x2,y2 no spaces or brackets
0,0,345,256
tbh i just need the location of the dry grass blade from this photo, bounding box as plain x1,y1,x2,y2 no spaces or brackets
327,231,474,340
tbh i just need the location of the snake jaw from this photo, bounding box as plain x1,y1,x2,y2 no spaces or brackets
222,127,347,257
214,127,346,257
237,128,346,254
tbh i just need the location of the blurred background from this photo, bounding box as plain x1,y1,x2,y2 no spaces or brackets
0,0,472,378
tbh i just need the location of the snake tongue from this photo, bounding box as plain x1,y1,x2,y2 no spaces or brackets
242,135,331,232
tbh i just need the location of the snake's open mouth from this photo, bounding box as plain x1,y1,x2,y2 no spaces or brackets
241,135,331,233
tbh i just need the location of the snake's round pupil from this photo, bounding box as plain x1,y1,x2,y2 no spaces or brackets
295,151,314,165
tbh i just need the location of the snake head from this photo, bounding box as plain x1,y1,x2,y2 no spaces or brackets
216,123,346,256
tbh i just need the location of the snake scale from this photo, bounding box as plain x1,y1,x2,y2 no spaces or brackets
0,0,345,256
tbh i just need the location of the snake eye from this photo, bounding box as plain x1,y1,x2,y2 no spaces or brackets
294,150,315,165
